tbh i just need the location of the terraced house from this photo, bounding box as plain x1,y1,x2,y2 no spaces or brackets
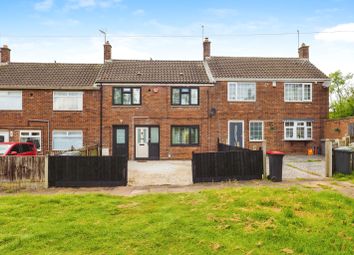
0,39,330,159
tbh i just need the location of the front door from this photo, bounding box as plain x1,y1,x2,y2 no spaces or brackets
228,121,244,147
112,126,129,158
135,126,160,159
0,130,9,142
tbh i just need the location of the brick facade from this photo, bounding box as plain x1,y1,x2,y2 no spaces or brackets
209,81,329,154
323,117,354,139
0,89,100,154
101,85,215,159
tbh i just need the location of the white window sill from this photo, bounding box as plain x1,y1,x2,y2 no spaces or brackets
249,140,264,142
284,139,313,142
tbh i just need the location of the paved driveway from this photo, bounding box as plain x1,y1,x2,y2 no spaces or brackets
274,155,326,180
128,155,326,186
128,160,193,186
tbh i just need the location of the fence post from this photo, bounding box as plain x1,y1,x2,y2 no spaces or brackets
325,139,333,177
262,140,267,179
44,155,49,188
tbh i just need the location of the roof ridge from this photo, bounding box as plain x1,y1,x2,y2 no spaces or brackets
209,56,303,60
110,59,203,63
8,62,102,66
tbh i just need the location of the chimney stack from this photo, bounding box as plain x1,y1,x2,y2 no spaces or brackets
298,43,309,59
203,37,211,60
0,45,11,63
103,41,112,62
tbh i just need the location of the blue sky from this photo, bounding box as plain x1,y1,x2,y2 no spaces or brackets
1,0,354,74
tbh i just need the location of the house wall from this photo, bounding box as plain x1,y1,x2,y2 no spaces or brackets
209,81,329,154
101,85,216,159
323,117,354,139
0,89,100,154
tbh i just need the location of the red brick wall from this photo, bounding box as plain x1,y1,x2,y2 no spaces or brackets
101,85,215,159
209,81,329,154
0,89,100,154
323,117,354,139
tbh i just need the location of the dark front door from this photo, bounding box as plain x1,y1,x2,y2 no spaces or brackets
229,121,244,147
112,126,129,158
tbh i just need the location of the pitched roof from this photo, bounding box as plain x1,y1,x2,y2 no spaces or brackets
97,60,213,84
206,57,328,80
0,63,102,89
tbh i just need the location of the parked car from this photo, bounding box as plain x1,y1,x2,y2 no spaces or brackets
0,142,37,156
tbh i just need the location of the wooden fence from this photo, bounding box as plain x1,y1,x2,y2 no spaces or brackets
0,156,46,190
48,156,128,187
192,144,263,183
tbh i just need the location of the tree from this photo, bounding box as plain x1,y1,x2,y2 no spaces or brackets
329,70,354,119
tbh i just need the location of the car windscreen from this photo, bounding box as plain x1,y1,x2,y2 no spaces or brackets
0,144,11,155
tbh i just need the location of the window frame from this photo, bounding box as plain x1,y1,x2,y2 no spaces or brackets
19,130,42,151
112,87,142,106
0,90,22,110
284,83,312,102
171,125,200,146
283,121,313,141
227,82,256,102
171,87,199,106
52,130,83,151
249,121,264,142
53,91,83,111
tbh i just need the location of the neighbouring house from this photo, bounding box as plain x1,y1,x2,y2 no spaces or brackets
0,45,101,154
0,39,330,159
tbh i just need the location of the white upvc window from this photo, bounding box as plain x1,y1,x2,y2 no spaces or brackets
249,121,264,142
53,91,83,111
284,121,312,141
20,130,42,151
228,82,256,102
284,83,312,102
52,130,83,151
0,91,22,110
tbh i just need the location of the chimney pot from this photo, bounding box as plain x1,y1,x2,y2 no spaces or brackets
203,37,211,60
298,43,309,59
0,45,11,63
103,41,112,62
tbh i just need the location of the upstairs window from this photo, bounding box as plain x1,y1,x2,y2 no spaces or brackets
284,83,312,102
53,91,83,111
171,87,199,105
113,87,141,105
284,121,312,141
228,82,256,102
0,91,22,110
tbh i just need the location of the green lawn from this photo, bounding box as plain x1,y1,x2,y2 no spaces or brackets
333,172,354,184
0,188,353,255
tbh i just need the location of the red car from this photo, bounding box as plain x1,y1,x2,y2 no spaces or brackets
0,142,37,156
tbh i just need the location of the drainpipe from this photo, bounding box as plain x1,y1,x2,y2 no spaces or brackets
28,119,50,154
99,83,103,156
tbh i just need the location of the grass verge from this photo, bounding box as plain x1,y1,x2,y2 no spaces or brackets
0,187,353,255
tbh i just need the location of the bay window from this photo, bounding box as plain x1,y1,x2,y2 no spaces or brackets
284,121,312,141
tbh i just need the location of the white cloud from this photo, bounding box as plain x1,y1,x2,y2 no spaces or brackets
132,9,145,16
34,0,54,11
315,23,354,43
64,0,122,10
